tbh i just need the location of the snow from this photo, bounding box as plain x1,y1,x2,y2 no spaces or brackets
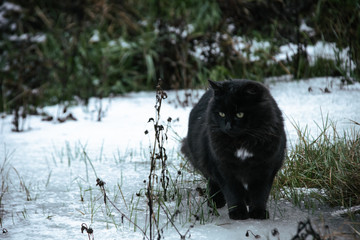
108,38,131,48
191,35,353,70
232,36,271,61
89,30,100,43
274,42,354,71
7,33,46,43
1,77,360,240
1,1,46,43
191,35,272,62
300,20,315,37
0,2,21,28
331,206,360,217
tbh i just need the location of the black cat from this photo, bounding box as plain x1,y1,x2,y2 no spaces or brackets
181,79,286,220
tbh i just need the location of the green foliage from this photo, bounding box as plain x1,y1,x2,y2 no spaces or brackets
1,0,359,116
314,0,360,76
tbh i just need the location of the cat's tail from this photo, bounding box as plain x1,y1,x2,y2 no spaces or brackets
181,138,198,170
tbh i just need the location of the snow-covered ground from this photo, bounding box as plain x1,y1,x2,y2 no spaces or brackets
1,77,360,239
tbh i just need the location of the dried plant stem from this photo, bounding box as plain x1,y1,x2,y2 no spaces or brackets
146,81,168,240
96,178,149,240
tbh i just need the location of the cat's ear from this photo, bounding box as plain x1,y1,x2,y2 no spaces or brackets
244,82,262,96
208,79,223,92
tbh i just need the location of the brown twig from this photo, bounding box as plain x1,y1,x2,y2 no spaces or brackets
81,223,94,240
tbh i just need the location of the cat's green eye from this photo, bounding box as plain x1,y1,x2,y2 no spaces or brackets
219,112,225,117
236,112,244,119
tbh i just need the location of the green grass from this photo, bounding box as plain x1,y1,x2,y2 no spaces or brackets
0,146,34,226
274,118,360,209
0,147,12,228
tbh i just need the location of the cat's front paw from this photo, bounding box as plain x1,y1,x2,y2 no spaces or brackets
228,206,249,220
249,208,269,220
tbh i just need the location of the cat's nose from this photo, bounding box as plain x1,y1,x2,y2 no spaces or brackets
225,122,232,131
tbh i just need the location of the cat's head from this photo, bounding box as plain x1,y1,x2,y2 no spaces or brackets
208,79,278,137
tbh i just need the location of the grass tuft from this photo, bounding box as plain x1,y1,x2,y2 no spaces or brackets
275,118,360,208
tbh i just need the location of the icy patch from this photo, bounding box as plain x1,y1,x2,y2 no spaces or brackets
235,148,253,161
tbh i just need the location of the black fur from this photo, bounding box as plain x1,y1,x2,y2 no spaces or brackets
181,79,286,220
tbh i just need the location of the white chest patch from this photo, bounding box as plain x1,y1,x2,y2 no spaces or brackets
235,148,254,161
243,182,249,191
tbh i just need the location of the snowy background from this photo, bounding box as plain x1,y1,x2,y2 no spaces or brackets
1,77,359,240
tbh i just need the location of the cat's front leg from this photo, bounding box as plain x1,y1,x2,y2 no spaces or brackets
248,177,272,219
228,203,248,220
222,183,248,220
249,207,269,220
